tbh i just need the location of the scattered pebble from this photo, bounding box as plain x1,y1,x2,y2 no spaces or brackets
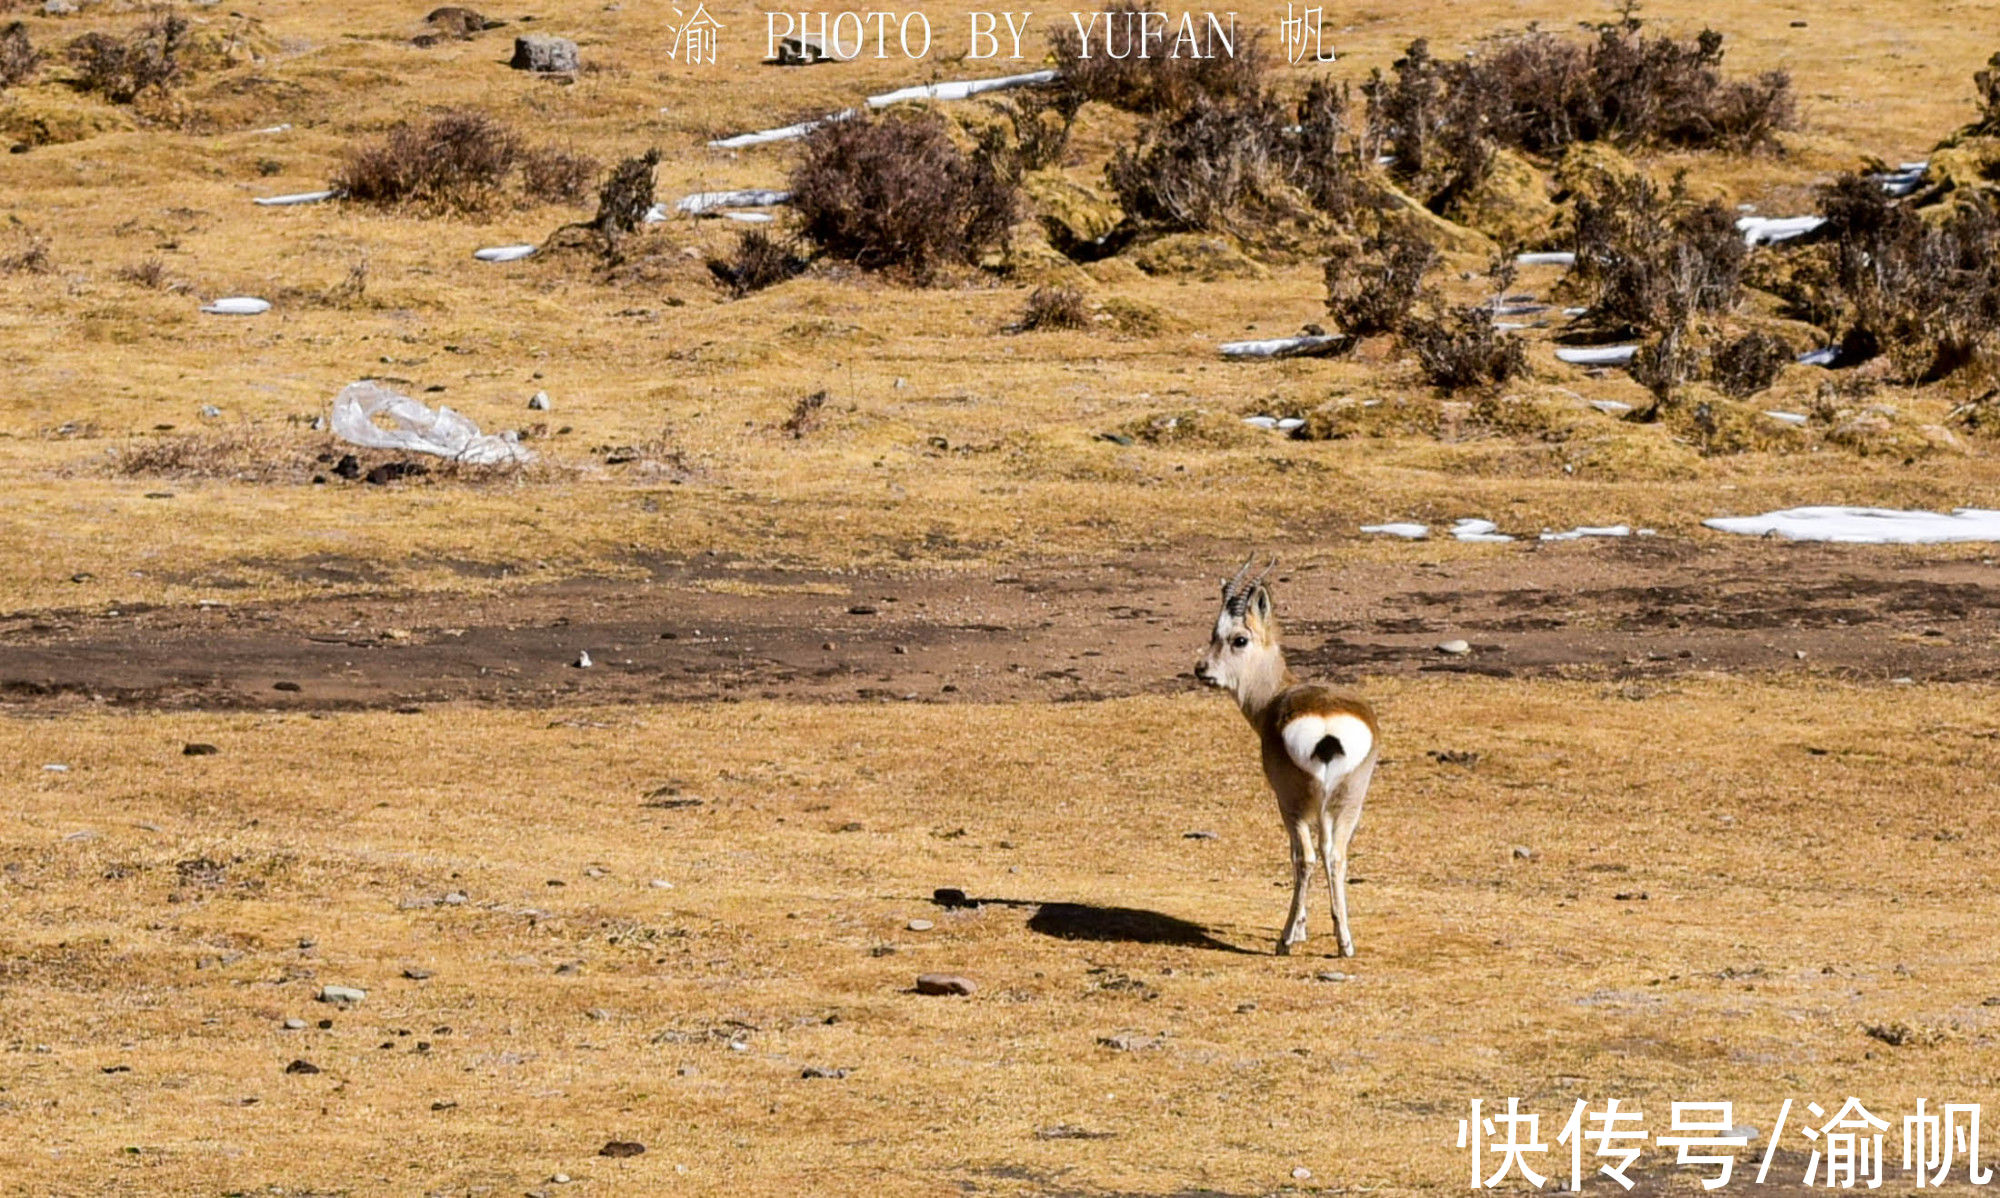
1183,830,1218,840
284,1059,320,1074
182,743,219,756
650,878,674,889
282,1018,306,1030
317,985,366,1004
906,919,934,932
402,967,433,981
528,390,551,410
800,1065,850,1079
1436,639,1472,656
1315,970,1349,982
1512,845,1535,860
598,1140,645,1158
915,973,976,996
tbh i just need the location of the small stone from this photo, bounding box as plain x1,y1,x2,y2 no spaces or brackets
847,605,878,615
574,650,593,669
1293,1167,1313,1180
906,918,934,932
282,1018,306,1030
182,743,219,756
649,878,673,889
273,680,301,692
914,973,975,996
44,0,78,13
511,33,579,72
599,1140,645,1158
284,1059,320,1074
932,887,976,908
1511,845,1535,860
443,891,468,904
402,967,433,981
317,984,366,1004
551,1173,571,1184
1613,891,1649,902
528,391,551,410
1436,639,1472,656
1315,970,1348,982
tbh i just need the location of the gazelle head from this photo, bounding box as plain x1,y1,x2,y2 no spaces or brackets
1194,557,1281,695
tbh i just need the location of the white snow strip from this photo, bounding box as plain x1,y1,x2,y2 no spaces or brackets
474,244,537,263
1557,345,1638,366
1704,506,2000,545
1277,417,1304,432
1219,334,1349,359
200,296,270,316
251,123,292,135
1361,522,1429,539
1562,307,1589,317
1452,518,1514,544
254,190,338,207
1737,215,1824,246
1493,321,1532,331
722,211,775,223
866,70,1057,108
1763,410,1808,426
1516,251,1576,267
1798,347,1839,366
1242,415,1279,429
1539,525,1631,542
676,188,793,215
710,108,855,149
1491,303,1549,316
710,71,1057,149
1590,399,1634,416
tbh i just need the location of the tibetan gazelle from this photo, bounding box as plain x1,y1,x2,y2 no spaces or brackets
1194,559,1380,956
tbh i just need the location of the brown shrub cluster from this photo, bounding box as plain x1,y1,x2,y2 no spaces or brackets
1017,285,1091,331
1401,307,1529,392
0,20,39,89
1567,172,1746,338
789,112,1017,281
1323,229,1436,336
337,109,522,212
67,8,190,104
706,230,808,297
519,145,600,206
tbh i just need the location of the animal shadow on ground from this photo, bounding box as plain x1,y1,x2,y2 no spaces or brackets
1022,900,1255,954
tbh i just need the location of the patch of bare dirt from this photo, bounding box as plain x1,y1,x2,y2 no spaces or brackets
1,540,1996,713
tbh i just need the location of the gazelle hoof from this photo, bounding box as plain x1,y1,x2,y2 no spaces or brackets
1275,939,1294,956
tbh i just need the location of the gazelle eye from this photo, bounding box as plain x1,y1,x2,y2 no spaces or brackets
1230,635,1250,649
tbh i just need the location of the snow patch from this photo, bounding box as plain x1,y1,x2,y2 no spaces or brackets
1704,506,2000,544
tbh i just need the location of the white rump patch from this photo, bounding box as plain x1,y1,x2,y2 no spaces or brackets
1282,713,1374,791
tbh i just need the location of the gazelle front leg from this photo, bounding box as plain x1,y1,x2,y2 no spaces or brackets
1277,815,1315,955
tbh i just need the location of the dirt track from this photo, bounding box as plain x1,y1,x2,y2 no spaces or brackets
3,539,1997,712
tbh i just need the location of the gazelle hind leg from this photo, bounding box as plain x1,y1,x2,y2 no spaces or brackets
1277,815,1315,955
1328,761,1376,957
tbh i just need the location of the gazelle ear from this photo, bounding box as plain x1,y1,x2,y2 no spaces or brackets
1250,585,1272,622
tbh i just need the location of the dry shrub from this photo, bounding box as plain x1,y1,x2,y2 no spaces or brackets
1050,2,1267,115
1472,25,1794,155
1630,329,1703,402
1977,52,2000,136
1018,285,1091,330
0,20,39,89
0,223,52,274
583,150,660,255
116,257,170,289
1107,94,1305,234
1709,329,1792,397
1810,174,2000,383
1401,308,1528,392
985,87,1083,174
67,8,189,104
1324,229,1436,336
519,145,599,206
1567,172,1745,337
790,112,1017,281
706,229,807,297
1295,78,1377,224
1363,39,1498,211
336,109,522,213
780,389,828,438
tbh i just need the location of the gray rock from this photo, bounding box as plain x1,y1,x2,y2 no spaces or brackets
43,0,77,14
1436,639,1472,656
317,984,366,1004
511,34,578,73
1315,970,1349,982
1512,845,1535,860
906,919,933,932
283,1018,307,1030
914,973,975,996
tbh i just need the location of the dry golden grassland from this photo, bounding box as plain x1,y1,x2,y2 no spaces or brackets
4,0,2000,1193
7,680,2000,1195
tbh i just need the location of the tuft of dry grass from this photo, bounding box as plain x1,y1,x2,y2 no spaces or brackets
1016,285,1091,331
706,229,808,298
519,143,600,206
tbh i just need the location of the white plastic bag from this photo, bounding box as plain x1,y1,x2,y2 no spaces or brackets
329,381,533,466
